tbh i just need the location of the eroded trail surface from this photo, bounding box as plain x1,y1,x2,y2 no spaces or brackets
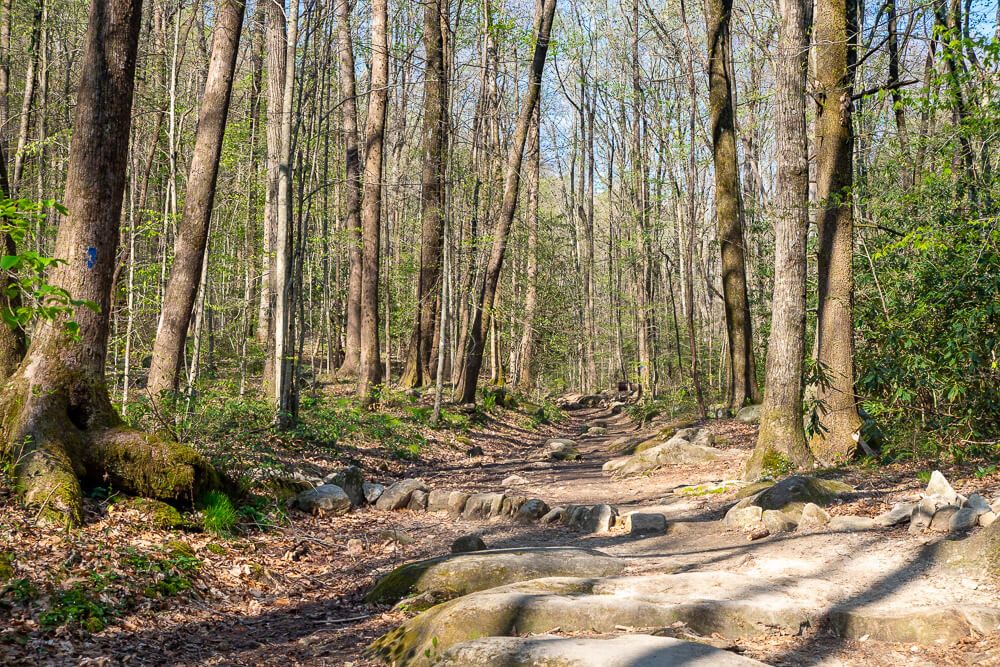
23,401,996,666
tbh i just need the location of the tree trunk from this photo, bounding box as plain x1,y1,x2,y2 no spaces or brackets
358,0,389,400
0,0,218,527
335,0,362,377
809,0,861,462
401,0,447,388
516,102,540,392
11,0,43,193
746,0,815,479
148,0,246,400
0,4,24,379
455,0,557,404
706,0,760,410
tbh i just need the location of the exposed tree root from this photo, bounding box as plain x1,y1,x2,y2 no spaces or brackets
1,357,220,526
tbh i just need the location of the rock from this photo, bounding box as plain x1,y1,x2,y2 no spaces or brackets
501,495,528,517
875,502,915,527
578,394,604,407
502,474,529,486
606,436,720,476
545,439,581,461
965,493,991,514
113,497,187,530
725,476,852,529
451,534,487,553
514,499,550,524
407,489,429,511
324,466,365,506
448,491,471,516
540,507,564,524
427,489,452,512
926,471,961,505
929,505,962,532
362,481,385,504
583,504,617,534
763,509,798,533
586,426,608,437
370,570,1000,665
365,547,627,604
374,528,415,545
466,445,485,457
375,478,429,511
626,512,668,535
992,499,1000,513
562,505,592,530
829,515,877,531
434,635,768,667
948,507,981,532
980,512,997,528
462,492,506,520
909,495,943,533
672,427,699,441
689,429,715,448
294,484,352,515
724,505,763,532
735,404,761,424
798,502,832,528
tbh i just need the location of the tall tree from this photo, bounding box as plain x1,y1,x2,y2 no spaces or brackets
455,0,558,404
358,0,389,400
400,0,447,388
335,0,362,377
746,0,816,478
0,0,216,526
148,0,247,400
516,102,540,391
810,0,861,460
706,0,760,410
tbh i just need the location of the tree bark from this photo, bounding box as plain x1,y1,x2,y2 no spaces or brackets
810,0,861,462
11,0,43,193
335,0,362,377
455,0,557,404
358,0,389,400
746,0,816,478
0,0,218,526
148,0,246,400
400,0,447,388
516,102,540,392
706,0,760,410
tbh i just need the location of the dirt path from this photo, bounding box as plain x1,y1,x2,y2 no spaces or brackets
6,405,998,666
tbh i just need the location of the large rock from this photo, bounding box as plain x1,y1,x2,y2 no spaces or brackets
875,502,915,527
514,498,550,524
294,484,352,515
735,404,761,424
324,466,365,506
545,439,581,461
365,547,627,605
369,571,1000,665
926,471,962,505
626,512,668,535
375,479,429,511
407,489,429,511
934,519,1000,577
427,489,470,516
462,492,506,520
829,515,877,532
724,476,853,530
798,502,832,529
583,504,617,534
604,436,720,477
363,481,385,504
451,534,487,553
434,635,768,667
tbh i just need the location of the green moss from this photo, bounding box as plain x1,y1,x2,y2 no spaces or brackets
0,551,14,582
760,450,794,478
205,542,226,556
164,540,195,559
117,497,187,530
367,560,433,604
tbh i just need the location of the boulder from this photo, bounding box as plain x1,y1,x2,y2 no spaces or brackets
324,466,365,506
689,429,715,448
369,571,1000,665
514,499,550,524
875,502,915,527
583,504,617,534
365,547,627,605
798,502,832,529
462,492,506,520
501,495,528,517
407,489,429,511
762,509,797,533
606,436,720,477
929,505,962,532
926,471,961,506
466,445,485,457
965,493,991,514
948,507,981,533
502,474,529,486
980,512,997,528
540,507,565,524
362,481,385,504
725,505,764,532
725,476,852,529
427,489,452,513
626,512,668,535
562,505,592,530
586,426,608,437
829,515,877,532
294,484,352,515
434,635,768,667
451,534,487,553
545,439,581,461
448,491,471,517
375,478,429,511
909,495,944,533
735,404,761,424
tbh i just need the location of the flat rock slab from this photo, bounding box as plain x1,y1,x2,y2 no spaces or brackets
435,635,767,667
370,571,1000,664
604,436,720,476
365,547,626,604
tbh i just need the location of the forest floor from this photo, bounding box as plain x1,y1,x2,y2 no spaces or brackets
2,387,1000,666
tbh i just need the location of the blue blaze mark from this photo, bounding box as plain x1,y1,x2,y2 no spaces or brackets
86,247,97,269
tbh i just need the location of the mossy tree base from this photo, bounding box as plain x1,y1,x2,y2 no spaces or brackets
1,353,220,526
745,406,815,480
